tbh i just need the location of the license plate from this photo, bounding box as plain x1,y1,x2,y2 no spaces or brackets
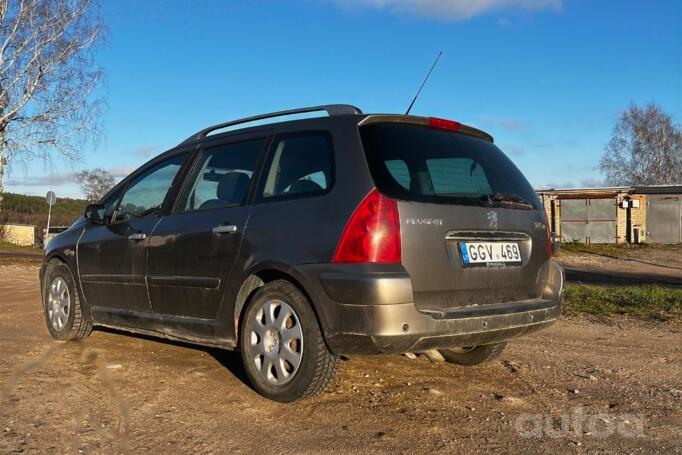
459,242,522,267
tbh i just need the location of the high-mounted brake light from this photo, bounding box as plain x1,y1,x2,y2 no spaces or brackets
333,189,401,263
428,117,461,131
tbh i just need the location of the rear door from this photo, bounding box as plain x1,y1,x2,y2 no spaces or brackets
146,136,268,322
360,122,549,311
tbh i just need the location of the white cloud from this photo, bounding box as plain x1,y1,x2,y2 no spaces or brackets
480,115,529,131
109,166,138,179
5,172,75,187
579,177,604,188
133,146,163,158
335,0,563,20
503,145,524,156
6,164,137,188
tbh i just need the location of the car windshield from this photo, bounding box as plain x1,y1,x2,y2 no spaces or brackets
359,122,540,209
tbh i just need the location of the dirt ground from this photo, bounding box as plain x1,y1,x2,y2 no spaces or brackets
1,264,681,454
557,244,682,287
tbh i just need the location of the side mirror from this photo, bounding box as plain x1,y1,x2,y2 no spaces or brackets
84,203,106,224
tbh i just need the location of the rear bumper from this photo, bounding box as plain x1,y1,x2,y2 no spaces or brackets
300,260,564,355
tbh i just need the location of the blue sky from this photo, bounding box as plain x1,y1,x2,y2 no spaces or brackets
5,0,682,198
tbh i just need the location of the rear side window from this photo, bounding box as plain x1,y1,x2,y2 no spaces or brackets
360,123,539,209
178,139,266,212
260,133,333,200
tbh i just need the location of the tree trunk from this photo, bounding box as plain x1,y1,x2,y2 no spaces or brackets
0,144,5,213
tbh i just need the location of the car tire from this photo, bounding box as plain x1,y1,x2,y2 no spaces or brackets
239,280,338,402
42,260,92,341
438,342,506,366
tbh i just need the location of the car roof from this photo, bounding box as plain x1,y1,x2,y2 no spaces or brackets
177,104,363,147
176,104,493,149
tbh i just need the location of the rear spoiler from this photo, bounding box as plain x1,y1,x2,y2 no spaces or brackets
358,114,494,143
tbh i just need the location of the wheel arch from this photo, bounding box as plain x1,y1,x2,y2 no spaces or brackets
41,254,69,298
42,249,91,323
232,263,326,347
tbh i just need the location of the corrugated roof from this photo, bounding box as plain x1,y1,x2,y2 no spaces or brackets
537,184,682,195
633,185,682,194
536,186,631,194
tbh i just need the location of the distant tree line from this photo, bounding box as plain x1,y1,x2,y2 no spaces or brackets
0,192,87,242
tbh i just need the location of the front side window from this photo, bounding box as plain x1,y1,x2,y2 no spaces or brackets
261,133,333,200
93,191,122,223
115,154,186,222
178,139,266,212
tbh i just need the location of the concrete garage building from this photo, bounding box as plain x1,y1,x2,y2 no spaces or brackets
537,185,682,244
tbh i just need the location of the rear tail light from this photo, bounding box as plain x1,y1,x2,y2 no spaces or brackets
544,211,553,259
428,117,461,132
332,189,401,263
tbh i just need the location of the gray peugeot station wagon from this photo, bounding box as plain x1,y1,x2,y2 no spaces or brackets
40,104,563,402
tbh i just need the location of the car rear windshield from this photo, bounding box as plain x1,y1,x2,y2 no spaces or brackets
359,123,540,209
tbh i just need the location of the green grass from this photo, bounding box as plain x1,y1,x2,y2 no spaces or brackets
558,242,682,258
558,242,649,257
564,284,682,322
0,240,42,254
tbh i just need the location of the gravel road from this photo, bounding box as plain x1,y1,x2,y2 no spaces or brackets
1,264,680,454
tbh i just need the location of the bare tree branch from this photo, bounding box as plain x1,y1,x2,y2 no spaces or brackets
0,0,104,207
75,167,113,202
600,103,682,186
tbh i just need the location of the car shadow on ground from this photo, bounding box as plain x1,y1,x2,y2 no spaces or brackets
95,326,253,390
563,266,682,287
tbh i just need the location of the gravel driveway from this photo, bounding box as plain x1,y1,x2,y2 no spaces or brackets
1,264,680,454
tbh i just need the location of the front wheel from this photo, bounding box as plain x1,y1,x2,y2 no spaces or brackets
239,280,338,402
438,342,506,366
42,260,92,341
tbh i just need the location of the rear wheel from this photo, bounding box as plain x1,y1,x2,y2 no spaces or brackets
42,260,92,341
438,342,506,366
239,280,338,402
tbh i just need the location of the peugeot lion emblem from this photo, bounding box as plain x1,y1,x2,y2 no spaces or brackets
487,210,498,229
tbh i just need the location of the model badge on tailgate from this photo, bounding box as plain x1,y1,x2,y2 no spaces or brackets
406,218,443,226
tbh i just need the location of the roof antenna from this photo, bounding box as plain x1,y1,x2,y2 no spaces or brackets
405,50,443,115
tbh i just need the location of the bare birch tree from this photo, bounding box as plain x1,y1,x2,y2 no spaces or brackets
75,167,113,201
0,0,104,207
600,103,682,186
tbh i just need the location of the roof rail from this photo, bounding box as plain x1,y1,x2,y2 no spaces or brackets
179,104,363,145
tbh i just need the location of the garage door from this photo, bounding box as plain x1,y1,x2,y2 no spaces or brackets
648,195,682,243
560,198,617,243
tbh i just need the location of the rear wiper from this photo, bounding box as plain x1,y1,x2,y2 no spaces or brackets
482,192,535,209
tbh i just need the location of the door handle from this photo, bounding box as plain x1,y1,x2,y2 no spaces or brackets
212,224,239,234
128,233,146,241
